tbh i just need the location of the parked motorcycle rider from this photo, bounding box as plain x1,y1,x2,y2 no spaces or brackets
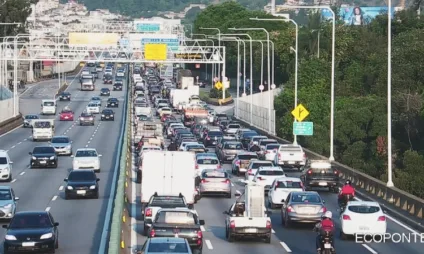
167,141,177,151
338,180,355,209
314,211,335,253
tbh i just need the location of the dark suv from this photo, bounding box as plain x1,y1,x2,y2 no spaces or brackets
300,160,339,192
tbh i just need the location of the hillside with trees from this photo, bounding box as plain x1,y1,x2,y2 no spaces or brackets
0,0,36,37
192,1,424,197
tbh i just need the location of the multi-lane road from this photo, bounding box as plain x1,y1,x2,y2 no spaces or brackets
0,73,126,253
128,105,423,254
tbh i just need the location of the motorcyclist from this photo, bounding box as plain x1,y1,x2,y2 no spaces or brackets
249,143,261,152
338,180,355,209
314,211,335,253
167,141,177,151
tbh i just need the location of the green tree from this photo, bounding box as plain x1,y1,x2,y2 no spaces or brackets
0,0,36,37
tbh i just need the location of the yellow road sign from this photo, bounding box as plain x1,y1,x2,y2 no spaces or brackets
145,44,167,60
214,81,223,90
291,104,309,122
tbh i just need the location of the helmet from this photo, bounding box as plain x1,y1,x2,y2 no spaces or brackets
324,211,332,219
345,180,351,185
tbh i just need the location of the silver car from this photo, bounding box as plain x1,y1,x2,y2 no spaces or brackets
281,191,326,226
50,136,72,155
199,169,231,198
0,186,19,220
141,237,192,253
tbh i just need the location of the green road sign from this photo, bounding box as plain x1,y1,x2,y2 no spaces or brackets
293,122,313,136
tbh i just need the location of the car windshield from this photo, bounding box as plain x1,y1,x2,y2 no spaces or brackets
224,143,242,149
291,194,321,203
238,154,258,160
250,162,273,169
208,131,223,137
9,214,53,229
33,122,51,128
68,171,96,181
62,109,72,113
0,190,12,200
102,110,113,114
101,89,109,91
147,242,189,253
25,115,38,119
228,124,240,129
150,196,186,207
81,113,92,117
0,157,7,164
202,171,228,178
348,205,380,214
186,145,204,150
51,137,69,143
197,158,218,165
33,147,55,154
276,181,302,189
260,140,278,146
242,132,258,138
259,170,285,176
43,102,54,106
267,144,280,150
88,104,97,107
156,211,195,224
75,150,97,157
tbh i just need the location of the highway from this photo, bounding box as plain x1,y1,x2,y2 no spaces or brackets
129,104,423,254
0,71,127,254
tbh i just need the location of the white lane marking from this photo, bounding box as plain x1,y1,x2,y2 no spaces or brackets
205,240,213,250
11,146,15,149
280,242,292,252
200,226,205,232
354,196,420,234
231,182,234,187
59,186,64,191
85,145,88,147
28,135,32,138
11,179,16,183
90,137,93,140
362,244,378,254
52,196,58,201
18,142,22,144
19,172,25,176
130,122,137,252
45,207,51,212
24,139,27,141
271,229,275,233
87,141,90,144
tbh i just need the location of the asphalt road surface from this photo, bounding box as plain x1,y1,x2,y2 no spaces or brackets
0,72,126,254
128,104,423,254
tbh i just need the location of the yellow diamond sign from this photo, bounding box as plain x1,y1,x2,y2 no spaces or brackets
291,104,310,122
214,81,223,90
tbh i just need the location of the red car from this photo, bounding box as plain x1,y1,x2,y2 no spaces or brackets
59,109,74,121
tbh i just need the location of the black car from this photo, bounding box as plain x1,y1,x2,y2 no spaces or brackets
29,146,58,168
203,131,223,147
100,88,110,96
147,209,204,253
107,98,119,107
58,92,71,101
2,211,59,253
64,170,100,199
301,163,340,192
103,75,113,84
101,109,114,121
113,83,123,91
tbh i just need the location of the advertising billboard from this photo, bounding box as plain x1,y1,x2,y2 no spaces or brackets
68,33,119,46
140,34,179,51
134,21,161,32
322,6,396,25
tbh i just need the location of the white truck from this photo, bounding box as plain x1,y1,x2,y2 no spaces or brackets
223,183,272,243
141,152,196,224
170,86,200,109
181,76,194,89
274,144,307,171
32,119,55,141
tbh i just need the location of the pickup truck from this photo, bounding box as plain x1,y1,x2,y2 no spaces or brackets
142,193,189,235
274,144,307,171
223,200,272,243
147,208,205,254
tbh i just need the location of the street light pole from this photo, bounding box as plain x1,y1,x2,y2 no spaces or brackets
271,6,336,161
230,27,272,133
200,27,221,80
387,0,394,187
191,34,216,80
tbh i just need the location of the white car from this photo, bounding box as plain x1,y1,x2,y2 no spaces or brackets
116,71,125,77
263,143,281,161
245,160,274,182
225,124,241,135
252,166,286,193
195,155,221,175
139,145,162,158
72,148,102,172
267,177,303,209
340,201,387,239
86,103,100,114
90,97,102,106
104,70,113,76
158,107,172,117
178,142,199,151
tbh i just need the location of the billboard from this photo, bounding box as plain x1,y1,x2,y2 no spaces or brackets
140,34,179,51
134,21,161,32
144,44,167,60
322,7,396,25
68,33,119,46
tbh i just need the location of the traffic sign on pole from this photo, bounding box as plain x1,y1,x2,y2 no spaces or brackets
293,122,313,136
291,104,309,122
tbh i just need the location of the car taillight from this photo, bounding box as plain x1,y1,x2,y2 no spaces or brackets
248,169,253,175
342,215,351,220
378,216,386,221
230,220,235,228
201,179,209,183
334,170,338,175
222,179,230,184
307,170,312,174
149,229,155,237
278,153,281,159
266,220,271,229
197,230,203,239
319,207,327,213
206,137,210,140
287,206,294,212
89,117,93,120
195,164,199,169
257,177,264,181
145,208,152,217
217,164,222,169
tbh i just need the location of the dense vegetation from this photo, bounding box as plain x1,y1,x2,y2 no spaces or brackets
193,1,424,198
0,0,36,37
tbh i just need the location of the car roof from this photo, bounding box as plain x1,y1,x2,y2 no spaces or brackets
196,153,217,158
0,186,11,190
148,237,187,244
291,191,319,195
70,169,95,174
0,150,9,156
275,177,301,182
258,166,283,171
224,141,242,145
15,211,49,216
250,160,273,164
76,148,97,151
237,152,257,155
52,136,69,139
260,139,277,142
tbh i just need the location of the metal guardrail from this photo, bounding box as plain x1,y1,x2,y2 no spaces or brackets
234,117,424,230
97,73,130,254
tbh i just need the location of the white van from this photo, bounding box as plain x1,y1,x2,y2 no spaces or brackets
41,99,56,115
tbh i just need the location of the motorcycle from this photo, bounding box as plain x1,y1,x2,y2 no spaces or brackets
339,194,353,213
320,232,335,254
